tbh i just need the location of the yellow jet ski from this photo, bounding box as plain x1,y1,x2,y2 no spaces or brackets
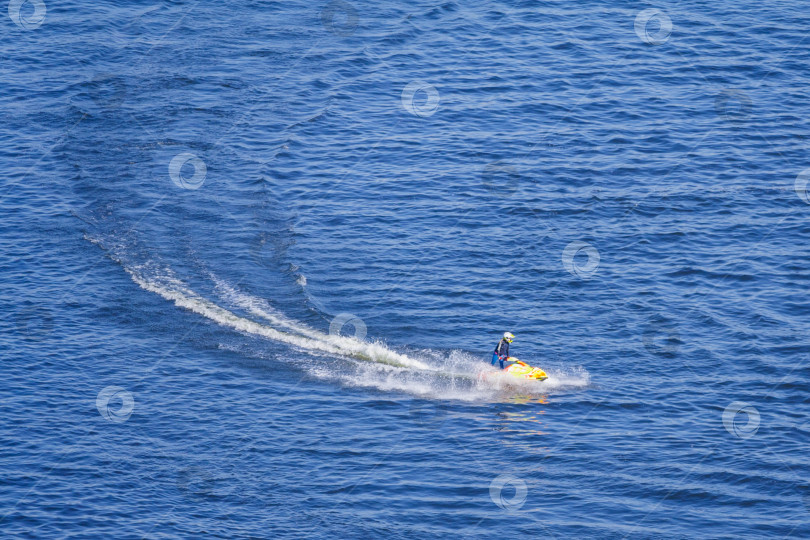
502,357,548,381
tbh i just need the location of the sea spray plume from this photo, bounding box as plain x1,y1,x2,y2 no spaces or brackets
204,277,593,398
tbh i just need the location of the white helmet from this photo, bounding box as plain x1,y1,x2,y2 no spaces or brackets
503,332,514,343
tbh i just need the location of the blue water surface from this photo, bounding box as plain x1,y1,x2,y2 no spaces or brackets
2,0,809,538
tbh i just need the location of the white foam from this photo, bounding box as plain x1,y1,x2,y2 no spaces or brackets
124,265,430,370
118,259,590,400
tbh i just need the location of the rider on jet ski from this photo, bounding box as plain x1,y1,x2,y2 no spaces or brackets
492,332,514,369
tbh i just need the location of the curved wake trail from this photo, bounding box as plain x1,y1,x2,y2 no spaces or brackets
87,232,590,400
206,275,591,399
124,265,431,370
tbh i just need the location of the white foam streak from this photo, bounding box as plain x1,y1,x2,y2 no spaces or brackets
125,267,430,370
119,262,588,400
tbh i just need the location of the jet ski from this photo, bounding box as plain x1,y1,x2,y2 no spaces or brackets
502,357,548,380
480,357,548,382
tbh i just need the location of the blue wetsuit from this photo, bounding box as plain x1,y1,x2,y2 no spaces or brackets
491,338,510,369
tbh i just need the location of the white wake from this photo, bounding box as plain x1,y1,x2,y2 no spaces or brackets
112,255,589,401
